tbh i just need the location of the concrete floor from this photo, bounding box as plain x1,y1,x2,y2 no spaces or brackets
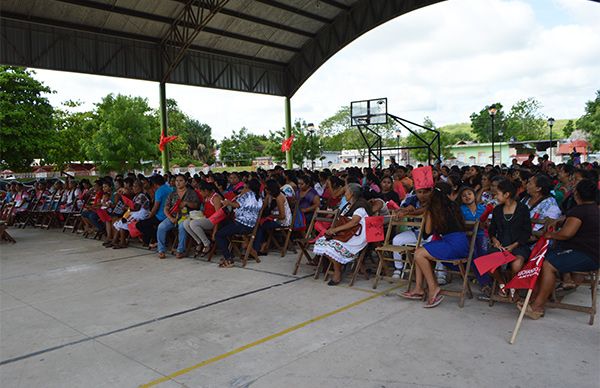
0,229,598,388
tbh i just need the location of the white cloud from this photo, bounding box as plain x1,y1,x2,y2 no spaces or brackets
34,0,600,141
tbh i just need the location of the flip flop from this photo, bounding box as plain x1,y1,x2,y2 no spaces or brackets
399,291,425,300
219,259,235,268
424,294,444,308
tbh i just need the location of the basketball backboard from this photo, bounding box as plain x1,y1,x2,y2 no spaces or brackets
350,98,387,126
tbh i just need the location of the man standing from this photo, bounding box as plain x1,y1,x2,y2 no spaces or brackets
137,175,173,247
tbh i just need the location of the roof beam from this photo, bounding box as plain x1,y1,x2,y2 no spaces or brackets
54,0,298,53
316,0,352,11
253,0,333,24
171,0,316,38
0,11,286,67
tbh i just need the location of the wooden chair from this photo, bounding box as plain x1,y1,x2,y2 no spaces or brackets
292,208,339,275
228,204,266,267
432,220,480,307
546,270,599,325
41,190,65,229
16,194,41,229
373,216,425,290
265,199,298,257
0,202,15,223
63,193,92,233
320,245,370,287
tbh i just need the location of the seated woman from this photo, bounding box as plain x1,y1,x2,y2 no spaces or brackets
251,179,292,256
522,174,562,231
297,175,320,226
182,181,223,256
400,183,469,308
156,174,200,259
215,179,263,268
112,180,151,248
313,183,372,286
323,176,345,209
522,179,599,319
488,180,532,298
378,176,401,204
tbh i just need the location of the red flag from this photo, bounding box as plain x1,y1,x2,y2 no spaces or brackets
480,203,495,222
386,199,400,210
474,250,516,275
121,195,135,209
158,129,178,152
281,135,295,152
505,236,550,290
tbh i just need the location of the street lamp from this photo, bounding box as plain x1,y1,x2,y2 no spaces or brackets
547,117,555,161
307,123,315,170
488,105,497,166
395,128,401,163
498,128,504,166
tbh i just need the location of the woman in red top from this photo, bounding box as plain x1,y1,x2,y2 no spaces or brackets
182,181,223,256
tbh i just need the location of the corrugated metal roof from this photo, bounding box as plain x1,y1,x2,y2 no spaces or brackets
0,0,444,96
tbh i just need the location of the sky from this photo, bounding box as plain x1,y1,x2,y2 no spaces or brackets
33,0,600,141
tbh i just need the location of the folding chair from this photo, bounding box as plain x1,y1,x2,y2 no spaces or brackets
320,245,370,287
265,199,298,257
373,216,425,290
434,220,480,307
0,202,15,223
17,194,42,229
63,193,92,233
292,208,339,275
229,204,266,267
546,269,599,325
41,190,65,229
0,222,16,243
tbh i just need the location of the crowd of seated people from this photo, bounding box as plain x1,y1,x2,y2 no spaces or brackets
1,155,598,318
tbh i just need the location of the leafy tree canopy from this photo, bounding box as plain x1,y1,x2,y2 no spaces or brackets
575,90,600,150
0,66,54,171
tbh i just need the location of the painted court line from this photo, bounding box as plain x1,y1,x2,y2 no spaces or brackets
139,284,402,388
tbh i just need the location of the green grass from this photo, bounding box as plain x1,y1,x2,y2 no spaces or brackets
438,119,574,138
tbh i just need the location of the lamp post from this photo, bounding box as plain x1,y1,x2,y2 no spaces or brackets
547,117,555,162
307,123,315,170
488,105,497,166
498,129,503,166
395,129,401,164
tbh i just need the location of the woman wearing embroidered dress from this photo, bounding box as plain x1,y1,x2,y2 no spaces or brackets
112,180,151,248
251,179,292,256
182,181,223,256
215,179,263,268
522,174,562,231
313,183,372,286
400,183,470,308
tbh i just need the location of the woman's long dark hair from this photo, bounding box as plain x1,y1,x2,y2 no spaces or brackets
427,182,465,234
247,178,261,201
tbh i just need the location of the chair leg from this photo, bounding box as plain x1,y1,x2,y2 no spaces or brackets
349,251,366,287
281,230,292,257
373,251,385,289
590,272,598,325
458,263,468,308
293,243,305,275
489,279,497,307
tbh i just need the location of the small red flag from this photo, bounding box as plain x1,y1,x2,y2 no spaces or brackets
412,166,434,190
505,236,550,290
474,250,516,275
121,195,135,209
158,129,178,152
281,135,295,152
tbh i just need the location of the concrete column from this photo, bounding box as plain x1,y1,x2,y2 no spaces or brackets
285,97,293,169
159,82,169,173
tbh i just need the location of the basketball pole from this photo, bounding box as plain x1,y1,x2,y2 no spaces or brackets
285,97,293,169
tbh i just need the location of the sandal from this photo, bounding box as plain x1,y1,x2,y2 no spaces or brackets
400,290,425,300
517,301,544,319
200,244,211,257
424,288,444,308
219,259,235,268
158,252,166,259
327,279,341,286
113,243,127,249
148,243,158,250
176,252,186,259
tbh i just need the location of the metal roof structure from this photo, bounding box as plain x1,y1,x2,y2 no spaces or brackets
1,0,443,97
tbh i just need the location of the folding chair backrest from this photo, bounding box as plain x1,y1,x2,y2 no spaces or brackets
464,220,480,260
304,208,339,240
381,215,425,247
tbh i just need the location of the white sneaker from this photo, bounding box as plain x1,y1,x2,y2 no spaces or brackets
392,270,401,279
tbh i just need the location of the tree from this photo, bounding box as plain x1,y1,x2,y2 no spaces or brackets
562,119,576,137
263,120,322,167
504,98,546,141
82,94,158,173
219,127,269,166
45,100,95,169
0,66,54,171
575,90,600,150
469,103,507,142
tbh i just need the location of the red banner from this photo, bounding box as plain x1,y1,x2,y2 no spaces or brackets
281,135,295,152
506,236,550,290
158,129,178,152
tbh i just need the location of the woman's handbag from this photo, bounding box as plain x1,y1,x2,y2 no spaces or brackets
327,216,361,243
